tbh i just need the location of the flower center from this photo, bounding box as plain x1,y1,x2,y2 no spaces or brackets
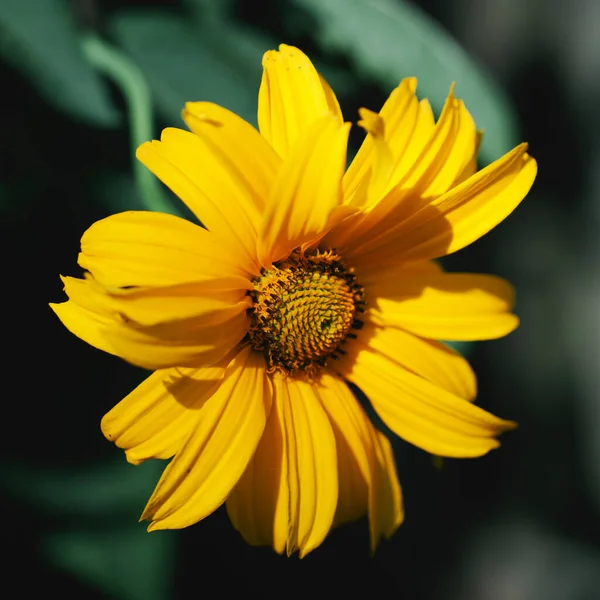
248,250,365,376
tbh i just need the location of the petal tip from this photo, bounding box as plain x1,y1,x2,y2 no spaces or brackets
298,545,314,559
125,452,144,466
99,417,112,440
404,76,418,93
182,102,225,129
135,140,155,160
357,108,384,138
502,419,518,433
49,301,62,314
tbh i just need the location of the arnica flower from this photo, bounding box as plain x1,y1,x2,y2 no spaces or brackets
51,45,536,557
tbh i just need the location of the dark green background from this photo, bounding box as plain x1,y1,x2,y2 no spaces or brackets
3,0,598,598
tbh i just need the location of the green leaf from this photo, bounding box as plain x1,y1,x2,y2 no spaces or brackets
81,36,181,217
0,0,119,127
181,10,272,118
2,459,175,600
294,0,520,163
44,525,176,600
91,172,148,215
183,0,237,22
110,11,260,127
2,458,163,518
92,171,191,220
445,341,472,356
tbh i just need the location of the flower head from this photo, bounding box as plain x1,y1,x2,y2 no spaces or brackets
51,44,536,556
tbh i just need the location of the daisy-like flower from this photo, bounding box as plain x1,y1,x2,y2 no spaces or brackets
51,45,536,557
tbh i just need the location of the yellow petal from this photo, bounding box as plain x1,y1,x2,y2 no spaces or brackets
330,419,369,528
354,108,395,211
428,145,536,256
366,268,518,341
319,72,343,120
398,88,477,199
79,211,252,288
142,347,272,530
182,101,281,211
352,143,537,265
357,257,442,283
356,318,477,400
227,374,338,557
258,44,343,157
257,116,350,267
137,123,274,275
453,129,483,187
327,91,436,253
281,375,339,557
343,78,420,203
101,362,227,465
385,97,436,193
50,290,249,370
372,429,403,547
349,92,462,214
340,346,516,458
61,275,249,328
226,376,291,555
335,92,477,262
315,373,403,551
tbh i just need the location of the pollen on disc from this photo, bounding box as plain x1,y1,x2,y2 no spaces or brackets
248,250,365,377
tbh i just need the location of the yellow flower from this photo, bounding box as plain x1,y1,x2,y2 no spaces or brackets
51,44,536,557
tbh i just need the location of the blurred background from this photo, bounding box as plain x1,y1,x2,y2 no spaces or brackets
2,0,599,598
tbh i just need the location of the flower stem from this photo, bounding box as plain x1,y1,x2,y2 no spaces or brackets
81,34,174,215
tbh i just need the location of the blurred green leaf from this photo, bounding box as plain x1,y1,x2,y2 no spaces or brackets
82,35,178,216
295,0,520,163
183,7,274,114
445,340,472,356
0,0,119,127
3,459,175,600
45,525,175,600
183,1,358,107
110,11,260,127
92,172,147,215
183,0,237,23
3,458,163,517
92,171,192,221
